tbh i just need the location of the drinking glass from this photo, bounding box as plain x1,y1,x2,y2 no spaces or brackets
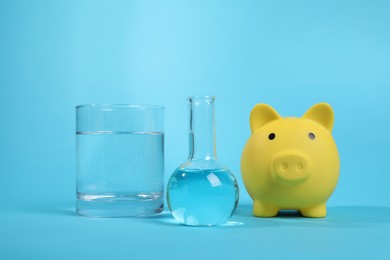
76,104,164,217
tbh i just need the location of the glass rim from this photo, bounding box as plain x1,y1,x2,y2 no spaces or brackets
76,104,164,110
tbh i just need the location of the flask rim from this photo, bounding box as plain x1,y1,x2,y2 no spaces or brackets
187,96,215,102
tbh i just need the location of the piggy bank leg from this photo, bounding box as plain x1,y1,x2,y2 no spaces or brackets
253,200,279,217
300,203,326,218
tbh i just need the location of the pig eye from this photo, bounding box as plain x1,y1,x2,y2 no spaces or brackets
308,132,315,140
268,133,276,140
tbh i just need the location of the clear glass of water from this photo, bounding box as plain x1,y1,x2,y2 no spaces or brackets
76,104,164,217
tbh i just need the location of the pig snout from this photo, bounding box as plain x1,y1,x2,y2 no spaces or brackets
272,150,311,185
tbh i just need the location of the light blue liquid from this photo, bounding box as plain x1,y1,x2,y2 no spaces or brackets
76,131,164,217
167,168,239,226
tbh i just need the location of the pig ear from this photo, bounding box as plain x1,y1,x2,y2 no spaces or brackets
302,103,334,132
250,104,281,133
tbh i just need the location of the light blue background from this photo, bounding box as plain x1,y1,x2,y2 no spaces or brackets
1,0,389,259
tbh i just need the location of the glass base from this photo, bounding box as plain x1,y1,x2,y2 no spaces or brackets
76,192,164,217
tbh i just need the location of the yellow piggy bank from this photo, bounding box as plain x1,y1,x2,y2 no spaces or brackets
241,103,340,218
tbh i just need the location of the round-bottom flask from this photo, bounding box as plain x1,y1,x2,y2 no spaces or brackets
167,96,239,226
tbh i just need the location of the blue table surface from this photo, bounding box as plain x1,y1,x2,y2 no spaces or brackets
1,202,389,260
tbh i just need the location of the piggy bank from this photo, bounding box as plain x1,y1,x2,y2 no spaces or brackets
241,103,340,218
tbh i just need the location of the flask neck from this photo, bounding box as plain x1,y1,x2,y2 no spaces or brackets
188,96,217,161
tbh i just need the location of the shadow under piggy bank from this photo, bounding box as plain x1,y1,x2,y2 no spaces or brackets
228,204,390,229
